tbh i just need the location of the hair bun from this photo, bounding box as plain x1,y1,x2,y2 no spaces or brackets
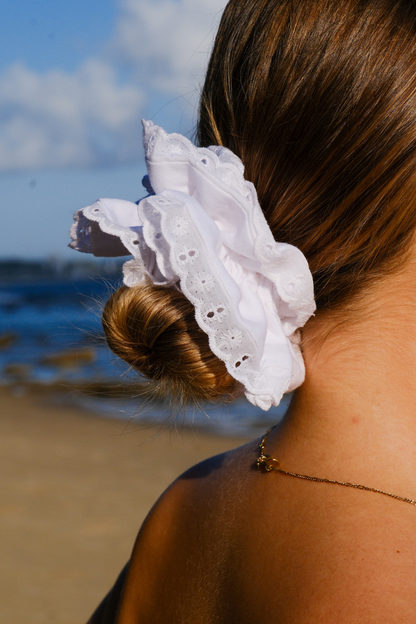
102,283,236,403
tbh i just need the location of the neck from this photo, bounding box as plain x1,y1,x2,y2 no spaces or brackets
275,264,416,496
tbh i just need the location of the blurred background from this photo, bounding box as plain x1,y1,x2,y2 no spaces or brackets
0,0,287,436
0,2,289,622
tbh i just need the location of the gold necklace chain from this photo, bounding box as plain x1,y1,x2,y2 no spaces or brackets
257,426,416,507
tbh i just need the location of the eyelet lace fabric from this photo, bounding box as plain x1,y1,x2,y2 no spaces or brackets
69,120,316,410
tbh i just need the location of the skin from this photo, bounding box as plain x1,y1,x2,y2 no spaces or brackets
102,249,416,623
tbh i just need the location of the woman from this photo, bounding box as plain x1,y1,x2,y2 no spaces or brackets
72,0,416,621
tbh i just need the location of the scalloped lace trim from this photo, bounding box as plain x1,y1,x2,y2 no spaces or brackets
69,121,316,410
138,192,295,410
69,209,92,253
142,120,315,336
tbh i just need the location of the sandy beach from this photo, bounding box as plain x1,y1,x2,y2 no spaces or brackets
0,387,249,624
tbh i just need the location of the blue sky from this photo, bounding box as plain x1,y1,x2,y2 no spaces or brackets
0,0,117,73
0,0,226,259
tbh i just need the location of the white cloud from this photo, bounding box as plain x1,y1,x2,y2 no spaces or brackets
0,60,144,171
113,0,226,93
0,0,227,172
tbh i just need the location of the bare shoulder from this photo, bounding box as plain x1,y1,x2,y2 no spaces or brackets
137,434,260,545
119,436,261,622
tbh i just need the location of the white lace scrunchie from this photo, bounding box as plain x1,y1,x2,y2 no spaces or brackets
69,120,316,411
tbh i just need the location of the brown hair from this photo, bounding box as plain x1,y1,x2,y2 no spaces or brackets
104,0,416,400
102,282,236,402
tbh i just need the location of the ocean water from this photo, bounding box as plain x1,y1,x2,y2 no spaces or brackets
0,277,123,384
60,393,290,437
0,277,289,435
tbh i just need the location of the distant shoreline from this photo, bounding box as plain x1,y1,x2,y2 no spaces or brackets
0,381,287,437
0,257,126,285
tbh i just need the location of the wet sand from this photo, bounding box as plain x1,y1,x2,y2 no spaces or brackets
0,387,249,624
